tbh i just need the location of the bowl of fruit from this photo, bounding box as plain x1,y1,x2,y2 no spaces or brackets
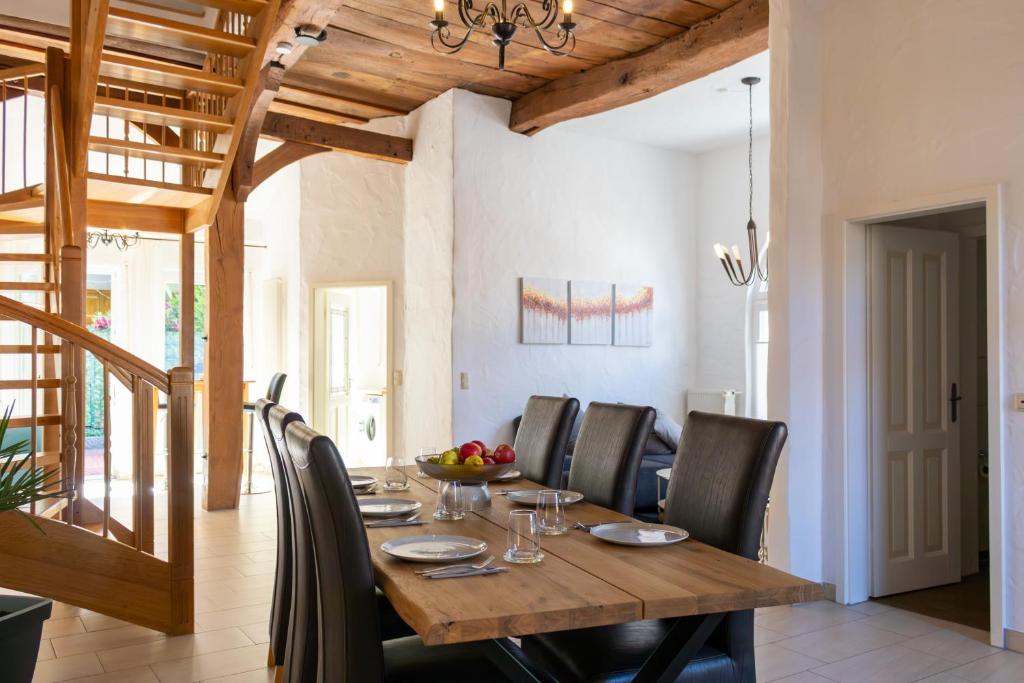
416,441,517,483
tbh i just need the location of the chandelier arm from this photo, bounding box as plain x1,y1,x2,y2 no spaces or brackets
722,253,743,286
750,224,767,281
719,259,740,286
511,0,558,30
530,24,573,54
432,23,481,52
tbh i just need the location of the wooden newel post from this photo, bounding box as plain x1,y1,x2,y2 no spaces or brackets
167,366,195,635
60,244,86,522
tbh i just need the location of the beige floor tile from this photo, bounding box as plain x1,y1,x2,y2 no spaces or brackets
948,649,1024,682
756,601,863,636
902,628,1001,664
81,611,134,632
756,625,788,646
194,567,246,584
98,628,254,672
49,602,88,620
32,653,104,683
857,611,945,637
238,622,270,645
42,616,86,638
771,673,834,683
755,643,826,681
151,644,269,683
777,619,908,663
811,644,958,682
194,605,271,633
200,670,276,683
234,561,276,577
70,667,160,682
37,639,55,661
917,673,972,682
846,600,895,616
51,624,166,658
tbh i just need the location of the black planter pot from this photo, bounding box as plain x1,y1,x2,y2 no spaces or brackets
0,595,53,683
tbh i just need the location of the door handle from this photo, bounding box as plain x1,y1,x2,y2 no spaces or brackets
949,382,963,423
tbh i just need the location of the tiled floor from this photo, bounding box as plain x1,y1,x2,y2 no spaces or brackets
10,492,1023,682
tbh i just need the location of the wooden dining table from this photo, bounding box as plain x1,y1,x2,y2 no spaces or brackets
352,466,822,682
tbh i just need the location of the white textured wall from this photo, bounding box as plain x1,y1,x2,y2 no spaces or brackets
695,136,769,397
450,90,697,446
775,0,1024,632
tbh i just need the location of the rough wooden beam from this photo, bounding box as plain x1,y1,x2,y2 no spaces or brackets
87,200,186,234
262,0,345,69
70,0,110,176
509,0,769,135
232,62,285,202
251,141,326,190
260,112,413,164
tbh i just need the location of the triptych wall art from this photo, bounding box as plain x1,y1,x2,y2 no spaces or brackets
520,278,653,346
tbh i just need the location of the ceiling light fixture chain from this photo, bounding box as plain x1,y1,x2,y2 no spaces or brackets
713,76,768,287
430,0,577,71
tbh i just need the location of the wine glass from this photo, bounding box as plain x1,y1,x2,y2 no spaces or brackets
434,480,465,520
383,454,410,491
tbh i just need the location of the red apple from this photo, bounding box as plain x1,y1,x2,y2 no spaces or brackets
458,442,483,463
493,444,516,464
482,456,495,465
472,439,487,452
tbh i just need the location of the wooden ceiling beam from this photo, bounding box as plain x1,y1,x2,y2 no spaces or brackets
87,200,186,234
262,0,345,69
251,141,326,190
233,63,285,202
509,0,768,135
260,111,412,164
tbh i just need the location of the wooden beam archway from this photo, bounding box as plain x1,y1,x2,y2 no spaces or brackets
251,141,328,191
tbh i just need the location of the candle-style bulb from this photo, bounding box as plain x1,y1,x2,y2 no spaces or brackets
732,245,742,261
563,0,574,13
713,243,726,260
433,0,444,10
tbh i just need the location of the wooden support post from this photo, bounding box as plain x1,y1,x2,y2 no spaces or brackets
180,232,195,368
202,185,245,511
167,366,195,634
43,47,64,463
133,377,155,554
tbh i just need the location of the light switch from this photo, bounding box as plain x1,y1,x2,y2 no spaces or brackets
460,372,470,390
1014,393,1024,412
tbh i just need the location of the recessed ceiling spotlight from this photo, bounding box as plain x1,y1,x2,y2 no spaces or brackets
275,41,294,55
332,71,351,80
294,25,328,47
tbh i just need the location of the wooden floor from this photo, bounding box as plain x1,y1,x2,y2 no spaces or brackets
5,490,1021,682
873,569,990,632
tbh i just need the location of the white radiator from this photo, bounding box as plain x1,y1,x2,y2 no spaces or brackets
686,389,740,416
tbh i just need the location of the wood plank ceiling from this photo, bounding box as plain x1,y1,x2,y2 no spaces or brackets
279,0,744,125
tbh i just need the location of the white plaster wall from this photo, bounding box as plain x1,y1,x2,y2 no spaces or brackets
695,135,769,397
450,90,697,446
775,0,1024,632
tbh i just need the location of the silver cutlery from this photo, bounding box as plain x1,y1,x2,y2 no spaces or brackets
366,513,422,528
415,555,495,575
425,567,507,580
573,520,623,531
366,520,426,528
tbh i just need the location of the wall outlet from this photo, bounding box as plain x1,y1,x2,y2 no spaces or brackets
1014,393,1024,412
460,372,470,390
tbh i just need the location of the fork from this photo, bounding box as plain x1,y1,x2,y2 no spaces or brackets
573,520,622,531
366,512,420,528
415,555,495,575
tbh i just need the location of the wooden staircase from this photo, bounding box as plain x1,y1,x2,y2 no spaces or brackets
0,0,281,634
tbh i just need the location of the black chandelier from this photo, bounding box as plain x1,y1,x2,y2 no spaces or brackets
87,229,140,251
430,0,577,71
714,76,768,287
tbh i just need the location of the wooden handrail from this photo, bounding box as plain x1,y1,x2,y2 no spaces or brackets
0,295,170,393
0,63,46,82
47,84,74,249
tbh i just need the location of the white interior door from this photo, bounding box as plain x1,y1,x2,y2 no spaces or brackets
313,289,351,454
870,224,960,596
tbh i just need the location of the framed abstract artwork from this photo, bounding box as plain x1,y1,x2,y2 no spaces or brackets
613,284,654,346
521,277,568,344
569,280,613,345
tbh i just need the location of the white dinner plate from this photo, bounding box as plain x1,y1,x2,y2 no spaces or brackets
590,522,689,547
506,490,584,506
381,535,487,563
351,475,376,489
494,469,522,482
358,498,422,518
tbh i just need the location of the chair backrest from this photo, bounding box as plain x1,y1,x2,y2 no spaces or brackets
285,421,384,683
265,372,287,402
567,402,655,514
256,399,291,666
268,404,317,683
512,396,580,488
664,411,787,559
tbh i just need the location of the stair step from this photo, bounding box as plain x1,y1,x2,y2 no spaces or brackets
36,495,69,519
0,378,62,390
183,0,270,16
94,96,233,134
9,414,60,428
0,185,45,212
0,282,54,291
89,136,225,168
106,7,257,58
0,253,48,262
100,54,244,98
0,344,62,354
0,222,45,235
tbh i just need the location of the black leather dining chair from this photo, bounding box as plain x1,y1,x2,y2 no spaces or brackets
256,399,291,669
566,402,656,514
284,421,535,682
513,396,580,488
243,373,287,494
522,411,788,683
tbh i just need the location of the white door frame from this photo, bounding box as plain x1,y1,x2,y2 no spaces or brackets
828,184,1006,646
310,280,394,460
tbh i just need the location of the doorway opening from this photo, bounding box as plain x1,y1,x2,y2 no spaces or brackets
311,282,392,468
865,207,989,633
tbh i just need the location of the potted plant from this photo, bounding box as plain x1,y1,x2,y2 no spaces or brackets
0,403,60,683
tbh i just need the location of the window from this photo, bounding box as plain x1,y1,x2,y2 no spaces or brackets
164,284,207,376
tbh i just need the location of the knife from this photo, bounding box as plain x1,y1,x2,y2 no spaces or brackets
426,567,508,580
365,520,427,528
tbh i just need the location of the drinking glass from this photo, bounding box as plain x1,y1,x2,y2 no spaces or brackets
536,490,567,535
383,454,410,491
434,480,465,520
416,446,437,477
504,510,544,564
